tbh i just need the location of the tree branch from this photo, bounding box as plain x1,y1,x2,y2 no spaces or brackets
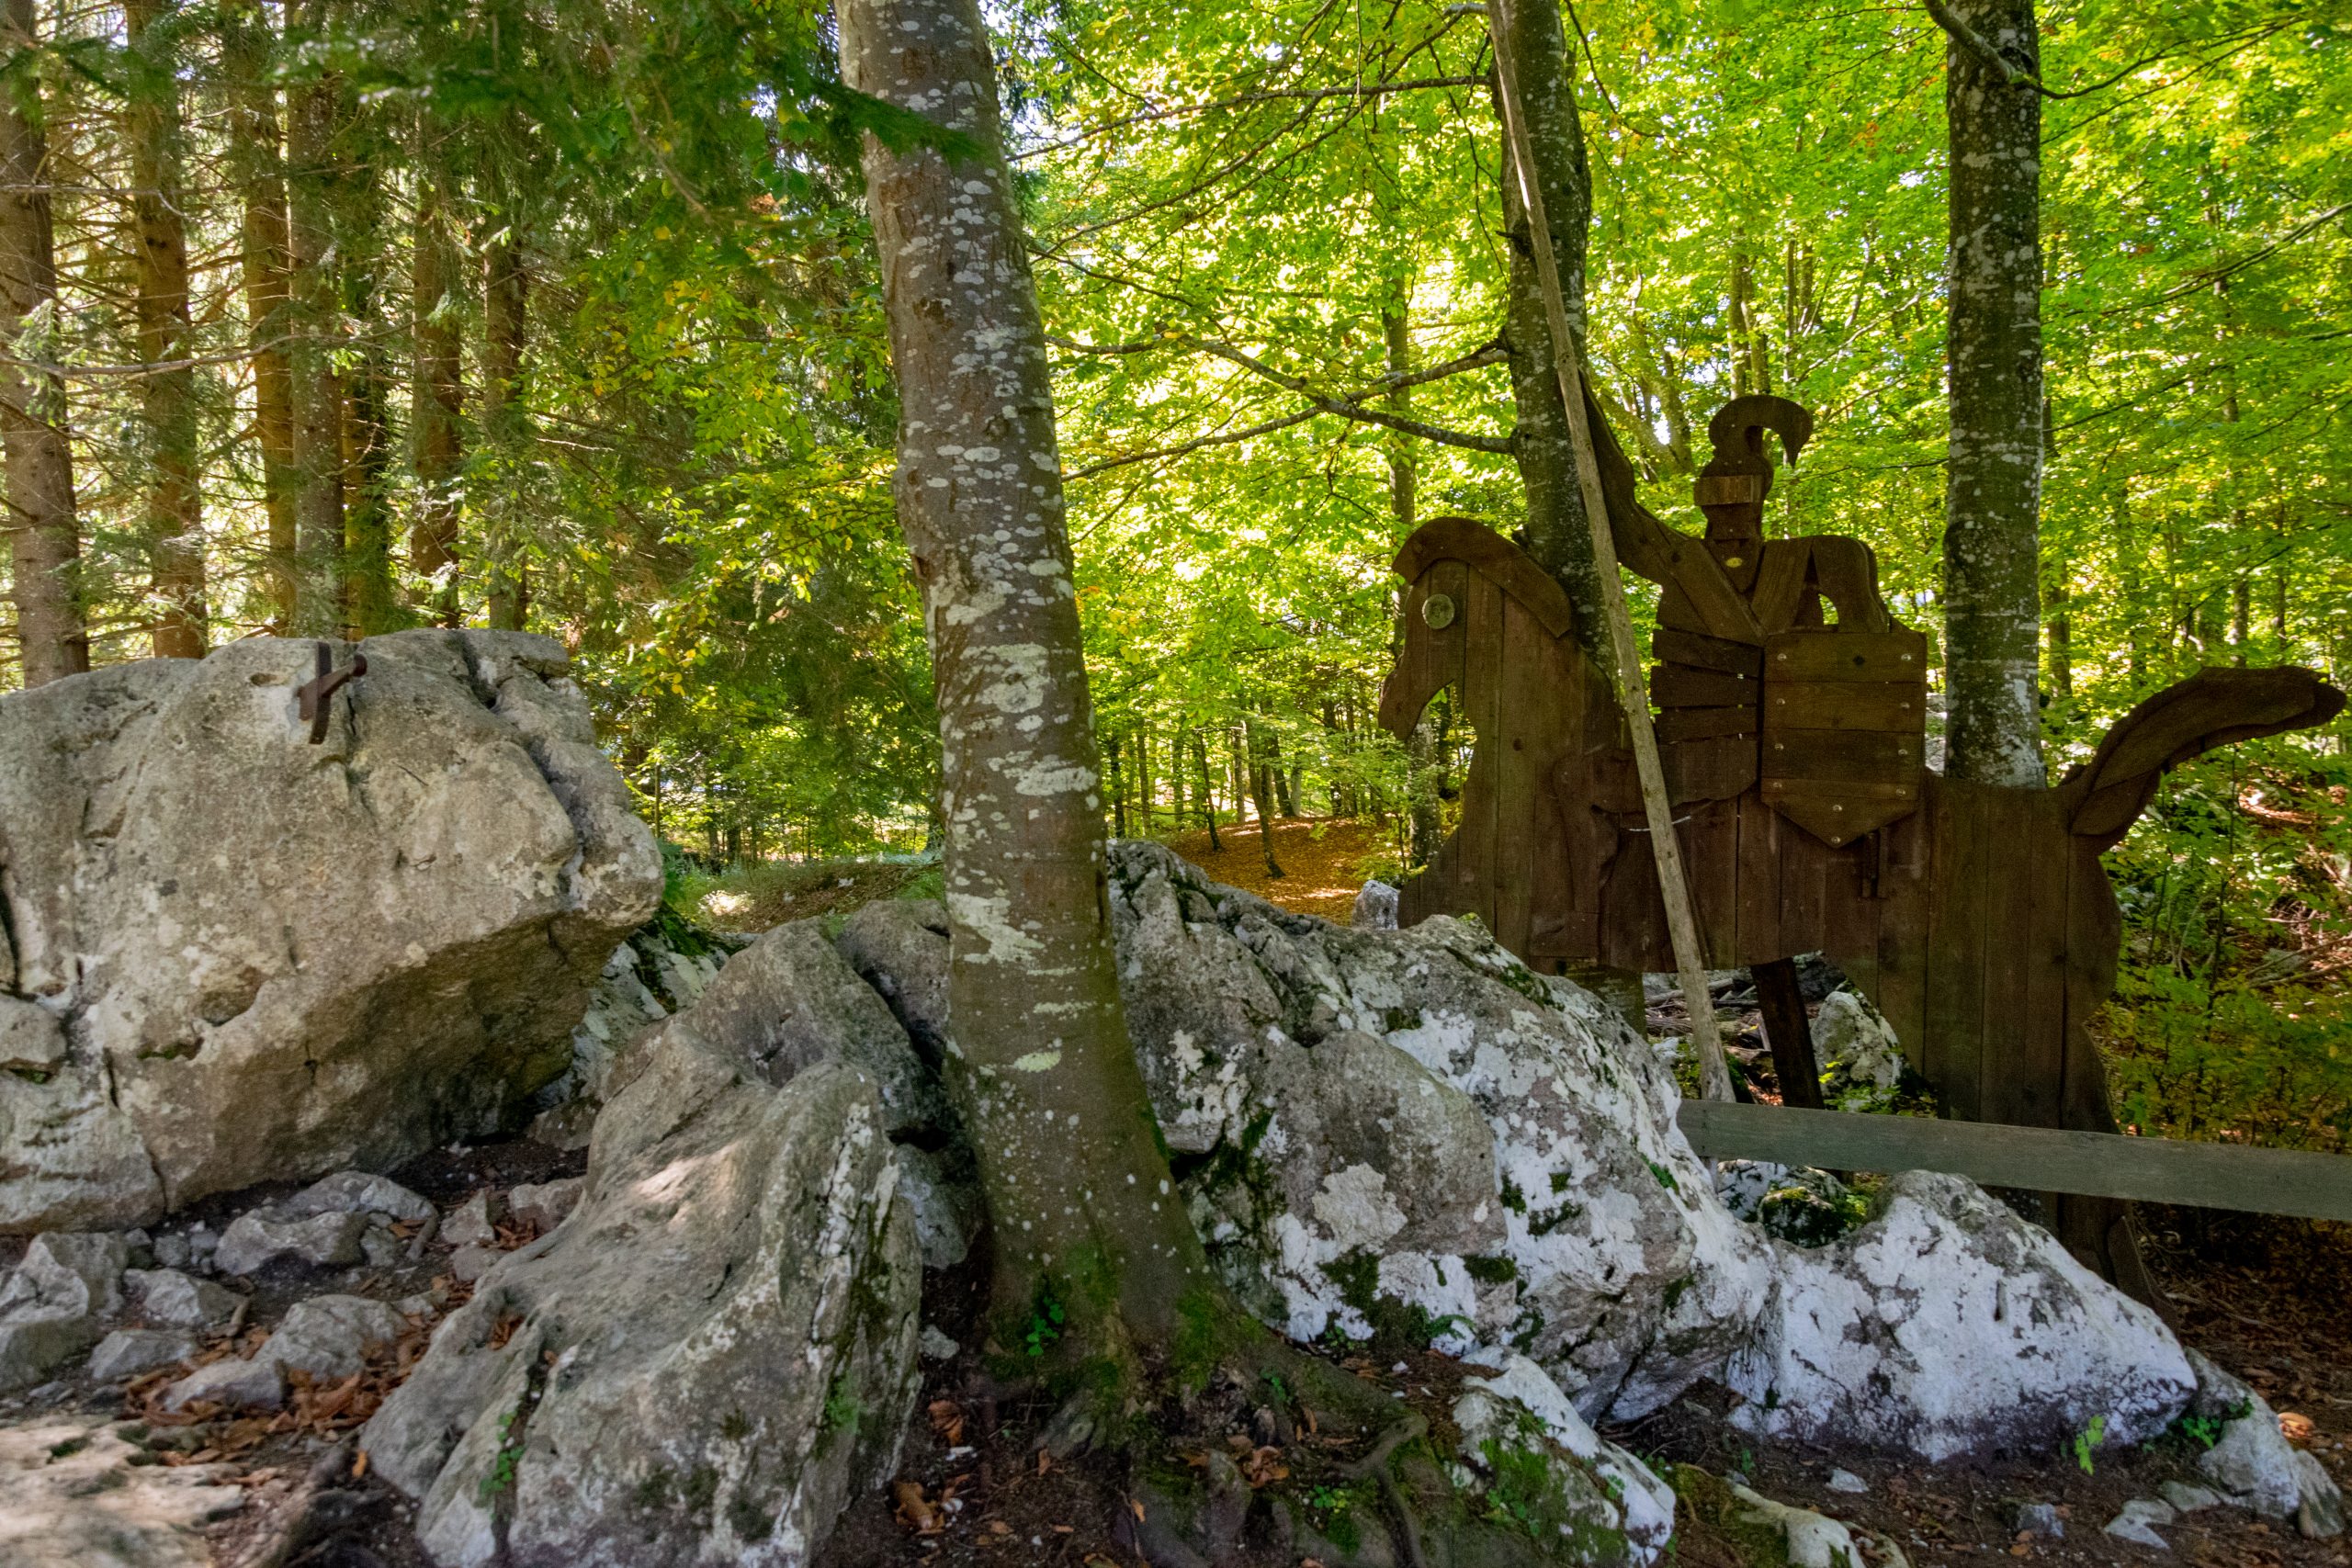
1186,336,1513,451
1012,76,1488,163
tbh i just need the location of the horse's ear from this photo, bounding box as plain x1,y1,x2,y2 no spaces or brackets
2060,667,2346,848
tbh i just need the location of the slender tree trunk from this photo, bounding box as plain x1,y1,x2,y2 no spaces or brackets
284,0,344,637
482,224,530,629
1133,719,1152,837
127,0,204,658
842,0,1229,1371
411,152,462,623
339,153,398,636
0,0,85,684
1489,0,1608,671
225,0,296,631
1246,719,1283,877
1193,728,1222,850
1106,729,1126,838
1169,726,1185,834
1940,0,2044,785
2047,574,2071,702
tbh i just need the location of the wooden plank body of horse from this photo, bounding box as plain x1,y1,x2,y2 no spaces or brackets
1379,513,2343,1293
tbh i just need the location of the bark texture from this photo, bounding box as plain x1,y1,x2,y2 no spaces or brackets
127,0,204,658
1490,0,1604,669
409,158,461,621
1941,0,2044,786
225,0,296,630
482,227,529,630
842,0,1224,1356
284,0,344,637
0,0,86,685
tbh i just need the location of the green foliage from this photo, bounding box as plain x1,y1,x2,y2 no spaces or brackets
1023,1287,1067,1359
2071,1414,2109,1475
479,1411,523,1503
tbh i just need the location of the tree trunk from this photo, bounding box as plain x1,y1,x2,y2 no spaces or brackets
2047,573,2071,702
225,0,297,631
284,0,345,637
411,152,462,623
1133,719,1152,837
1940,0,2044,786
1192,728,1221,850
1489,0,1608,671
1106,729,1126,838
842,0,1230,1372
127,0,204,659
482,224,530,629
339,153,398,637
0,0,85,685
1246,720,1283,877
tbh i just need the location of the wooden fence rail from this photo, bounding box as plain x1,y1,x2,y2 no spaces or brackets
1677,1100,2352,1224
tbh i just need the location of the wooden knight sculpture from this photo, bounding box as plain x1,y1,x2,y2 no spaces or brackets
1379,393,2343,1297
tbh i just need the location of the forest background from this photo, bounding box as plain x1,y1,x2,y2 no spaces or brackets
0,0,2346,1153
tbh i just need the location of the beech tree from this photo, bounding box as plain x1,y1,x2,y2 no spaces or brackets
839,0,1250,1414
1935,0,2046,786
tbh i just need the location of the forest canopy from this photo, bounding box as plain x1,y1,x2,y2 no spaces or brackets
1,1,2347,1133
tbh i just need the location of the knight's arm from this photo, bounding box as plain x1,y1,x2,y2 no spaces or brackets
1583,383,1762,642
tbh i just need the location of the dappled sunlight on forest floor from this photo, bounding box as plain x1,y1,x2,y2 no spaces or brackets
1160,816,1395,924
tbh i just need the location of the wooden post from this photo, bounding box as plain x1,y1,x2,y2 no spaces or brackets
1752,958,1825,1110
1487,1,1734,1102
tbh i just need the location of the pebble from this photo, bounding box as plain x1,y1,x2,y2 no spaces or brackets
2157,1481,2222,1514
1826,1468,1867,1495
2011,1502,2064,1539
2103,1498,2175,1550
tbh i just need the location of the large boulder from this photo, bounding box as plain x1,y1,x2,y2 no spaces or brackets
0,631,662,1232
1723,1170,2194,1461
360,1044,922,1568
876,843,2199,1460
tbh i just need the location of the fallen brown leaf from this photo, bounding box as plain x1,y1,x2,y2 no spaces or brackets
893,1480,942,1536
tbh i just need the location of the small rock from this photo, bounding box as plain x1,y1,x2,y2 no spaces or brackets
1351,879,1399,930
2156,1481,2221,1514
359,1222,401,1269
508,1179,584,1233
2292,1450,2345,1540
439,1192,503,1249
213,1210,368,1275
2103,1498,2172,1549
1826,1468,1867,1495
161,1356,285,1413
394,1294,434,1317
527,1101,595,1151
88,1328,199,1382
446,1243,499,1284
0,1315,101,1393
124,1269,242,1331
1,1232,132,1319
182,1225,219,1270
2011,1501,2065,1539
920,1325,959,1361
265,1294,408,1380
893,1147,978,1270
149,1232,192,1270
283,1170,435,1225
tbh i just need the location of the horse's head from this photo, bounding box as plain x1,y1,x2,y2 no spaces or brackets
1377,517,1578,740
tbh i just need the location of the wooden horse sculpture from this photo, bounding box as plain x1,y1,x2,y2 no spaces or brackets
1379,398,2344,1296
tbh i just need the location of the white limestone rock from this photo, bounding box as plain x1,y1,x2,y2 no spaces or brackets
162,1355,285,1413
213,1208,368,1275
507,1179,583,1234
0,1232,132,1391
362,1048,920,1568
88,1328,198,1382
439,1192,502,1249
284,1170,435,1225
124,1268,242,1330
1812,988,1907,1111
0,1416,243,1568
1724,1171,2194,1461
1351,879,1399,931
0,632,662,1234
2103,1498,2174,1549
265,1293,407,1380
1450,1355,1675,1563
2188,1351,2343,1534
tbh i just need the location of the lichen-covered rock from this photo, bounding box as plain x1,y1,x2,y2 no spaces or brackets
213,1208,368,1276
1450,1356,1675,1563
1713,1161,1863,1248
2188,1350,2344,1536
834,898,953,1062
548,918,727,1111
1102,842,1770,1420
623,919,945,1136
0,1232,131,1390
1813,989,1907,1112
0,632,662,1234
1724,1172,2193,1461
360,1045,921,1568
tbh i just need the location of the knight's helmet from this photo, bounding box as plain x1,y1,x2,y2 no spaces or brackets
1658,396,1928,850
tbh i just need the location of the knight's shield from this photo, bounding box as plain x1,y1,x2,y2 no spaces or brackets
1758,627,1927,846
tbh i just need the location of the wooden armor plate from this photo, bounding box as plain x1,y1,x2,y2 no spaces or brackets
1759,626,1928,846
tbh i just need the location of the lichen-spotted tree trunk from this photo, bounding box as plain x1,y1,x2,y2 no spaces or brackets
223,0,297,631
127,0,206,659
1940,0,2045,786
841,0,1240,1393
0,0,87,685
